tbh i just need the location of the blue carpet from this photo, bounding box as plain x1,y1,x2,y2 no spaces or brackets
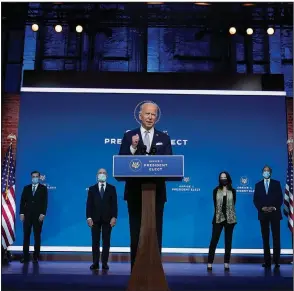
2,262,292,291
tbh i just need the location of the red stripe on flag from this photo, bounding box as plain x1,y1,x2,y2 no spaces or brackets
289,211,294,222
288,221,293,233
9,186,15,198
1,225,10,248
285,189,293,204
284,200,290,208
4,189,16,223
2,205,15,241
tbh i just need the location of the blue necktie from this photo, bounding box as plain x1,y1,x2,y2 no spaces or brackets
265,180,269,194
32,185,36,196
100,184,104,198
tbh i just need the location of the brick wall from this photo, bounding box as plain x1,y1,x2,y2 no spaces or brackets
1,94,20,160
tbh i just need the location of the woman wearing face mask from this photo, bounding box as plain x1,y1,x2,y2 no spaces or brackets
207,171,237,271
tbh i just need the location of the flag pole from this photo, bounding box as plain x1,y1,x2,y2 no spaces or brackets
287,139,293,165
5,134,16,200
286,139,293,264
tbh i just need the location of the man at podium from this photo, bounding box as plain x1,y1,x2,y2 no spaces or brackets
119,102,173,270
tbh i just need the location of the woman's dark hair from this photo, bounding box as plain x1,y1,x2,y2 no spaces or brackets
217,171,233,190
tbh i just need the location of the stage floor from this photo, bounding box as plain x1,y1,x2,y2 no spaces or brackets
2,262,293,291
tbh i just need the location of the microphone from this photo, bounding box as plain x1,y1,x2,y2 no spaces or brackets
140,145,147,155
149,146,157,155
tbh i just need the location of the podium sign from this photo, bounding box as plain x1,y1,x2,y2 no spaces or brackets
113,155,184,179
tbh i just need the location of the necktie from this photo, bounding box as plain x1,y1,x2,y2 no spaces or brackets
265,180,269,194
32,185,36,195
143,131,151,153
100,184,104,198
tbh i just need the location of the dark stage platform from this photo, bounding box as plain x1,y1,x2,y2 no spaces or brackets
2,261,293,291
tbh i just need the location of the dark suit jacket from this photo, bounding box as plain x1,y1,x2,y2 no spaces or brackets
119,127,173,202
19,184,48,217
86,183,118,223
253,179,283,221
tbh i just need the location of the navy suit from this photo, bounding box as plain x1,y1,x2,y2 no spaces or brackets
86,183,118,266
119,127,172,269
253,179,283,265
20,184,48,260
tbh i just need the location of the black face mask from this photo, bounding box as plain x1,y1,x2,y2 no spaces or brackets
220,179,228,186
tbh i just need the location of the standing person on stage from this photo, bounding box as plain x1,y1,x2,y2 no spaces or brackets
119,101,172,271
207,171,237,271
253,165,283,269
20,171,48,263
86,168,118,271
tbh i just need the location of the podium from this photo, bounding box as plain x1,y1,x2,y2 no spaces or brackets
113,155,184,291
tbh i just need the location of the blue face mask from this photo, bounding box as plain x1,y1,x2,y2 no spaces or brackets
263,171,270,179
32,177,39,184
97,174,107,182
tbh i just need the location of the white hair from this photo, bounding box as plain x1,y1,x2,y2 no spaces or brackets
139,102,159,116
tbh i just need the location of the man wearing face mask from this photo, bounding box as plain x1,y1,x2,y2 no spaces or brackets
86,168,118,271
19,171,48,263
253,166,283,269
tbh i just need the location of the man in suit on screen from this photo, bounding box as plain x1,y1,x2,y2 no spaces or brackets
86,168,118,271
253,165,283,269
19,171,48,263
118,101,172,270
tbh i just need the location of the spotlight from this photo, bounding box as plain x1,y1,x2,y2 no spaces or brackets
246,28,253,35
229,27,236,35
55,24,62,33
242,3,255,6
194,2,211,5
267,27,275,35
31,24,39,32
76,25,83,33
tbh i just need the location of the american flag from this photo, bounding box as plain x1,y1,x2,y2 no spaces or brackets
284,152,293,233
1,143,16,249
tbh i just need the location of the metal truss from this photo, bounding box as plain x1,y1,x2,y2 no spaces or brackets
23,2,293,28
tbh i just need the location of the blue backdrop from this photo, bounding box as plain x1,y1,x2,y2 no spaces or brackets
14,90,290,249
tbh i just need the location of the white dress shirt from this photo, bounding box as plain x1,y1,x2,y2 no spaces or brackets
98,182,106,192
32,183,39,192
130,126,155,155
